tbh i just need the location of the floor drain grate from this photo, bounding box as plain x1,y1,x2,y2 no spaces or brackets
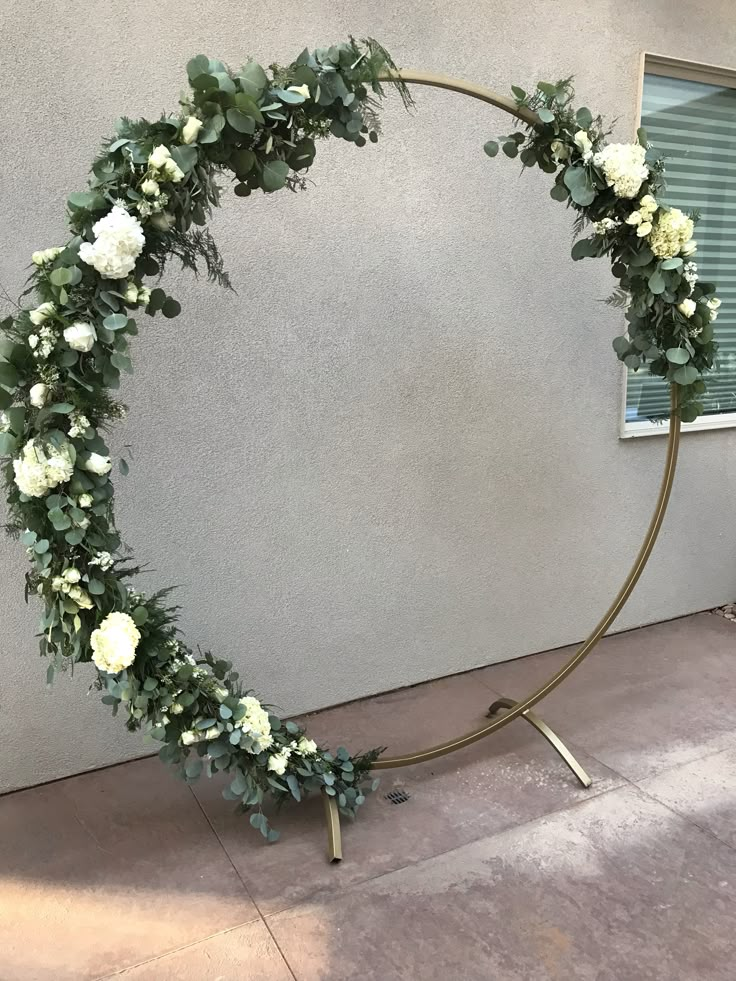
385,788,411,805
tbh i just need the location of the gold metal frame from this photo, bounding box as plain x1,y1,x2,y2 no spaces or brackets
322,70,682,861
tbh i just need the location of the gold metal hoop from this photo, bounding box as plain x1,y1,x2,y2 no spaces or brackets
368,70,682,769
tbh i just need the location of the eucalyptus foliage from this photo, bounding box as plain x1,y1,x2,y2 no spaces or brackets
0,39,410,841
486,79,719,423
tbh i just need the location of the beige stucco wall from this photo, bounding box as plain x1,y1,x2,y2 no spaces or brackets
1,0,735,792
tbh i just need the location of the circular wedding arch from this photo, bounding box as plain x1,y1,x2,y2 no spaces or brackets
2,40,714,848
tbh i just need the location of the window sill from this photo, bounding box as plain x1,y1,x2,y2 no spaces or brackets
621,411,736,438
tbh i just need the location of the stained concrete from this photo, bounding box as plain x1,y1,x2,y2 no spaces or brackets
1,613,735,979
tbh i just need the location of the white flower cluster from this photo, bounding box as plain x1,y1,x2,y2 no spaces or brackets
28,319,57,360
122,282,151,307
31,247,63,266
267,736,318,775
148,144,185,183
593,143,649,199
13,437,74,497
79,206,145,280
677,296,720,323
624,193,658,238
235,695,274,752
68,411,91,438
50,567,93,609
593,217,620,235
89,550,114,571
683,261,698,293
648,207,694,259
90,612,141,674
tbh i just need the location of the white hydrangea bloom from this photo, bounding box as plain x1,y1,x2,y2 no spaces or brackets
648,208,694,259
593,143,649,199
237,695,274,752
13,438,74,497
79,206,145,280
90,612,141,674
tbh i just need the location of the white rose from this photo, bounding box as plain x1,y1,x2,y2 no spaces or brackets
267,751,289,775
84,452,112,476
680,240,697,257
636,221,652,237
677,299,696,318
181,116,203,144
140,179,160,197
639,194,658,214
169,702,184,715
124,282,139,304
64,321,97,353
162,158,185,183
29,302,56,326
286,84,311,99
78,493,94,508
138,287,151,305
90,611,141,674
625,211,642,226
148,144,172,169
69,585,94,610
29,383,49,408
550,140,569,161
63,567,81,583
573,130,593,160
28,334,39,350
150,212,175,232
707,297,721,310
297,737,317,756
180,730,201,745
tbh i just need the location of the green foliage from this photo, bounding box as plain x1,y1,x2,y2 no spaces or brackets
484,75,718,422
0,36,407,844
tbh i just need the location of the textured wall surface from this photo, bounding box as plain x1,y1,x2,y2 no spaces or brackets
1,0,735,792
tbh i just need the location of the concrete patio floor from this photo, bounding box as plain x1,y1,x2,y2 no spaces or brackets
1,612,735,980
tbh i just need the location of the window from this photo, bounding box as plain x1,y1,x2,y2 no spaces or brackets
623,54,736,437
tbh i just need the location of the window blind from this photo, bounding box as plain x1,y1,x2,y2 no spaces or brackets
625,70,736,423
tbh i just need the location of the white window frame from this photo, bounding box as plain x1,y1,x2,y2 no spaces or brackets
620,51,736,438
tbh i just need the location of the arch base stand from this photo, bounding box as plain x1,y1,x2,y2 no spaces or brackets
321,698,592,863
486,697,592,788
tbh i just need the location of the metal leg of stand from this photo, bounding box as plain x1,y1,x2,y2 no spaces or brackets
488,697,592,789
323,789,343,862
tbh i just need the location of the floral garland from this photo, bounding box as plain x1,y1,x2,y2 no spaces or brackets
484,80,719,423
0,53,719,842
